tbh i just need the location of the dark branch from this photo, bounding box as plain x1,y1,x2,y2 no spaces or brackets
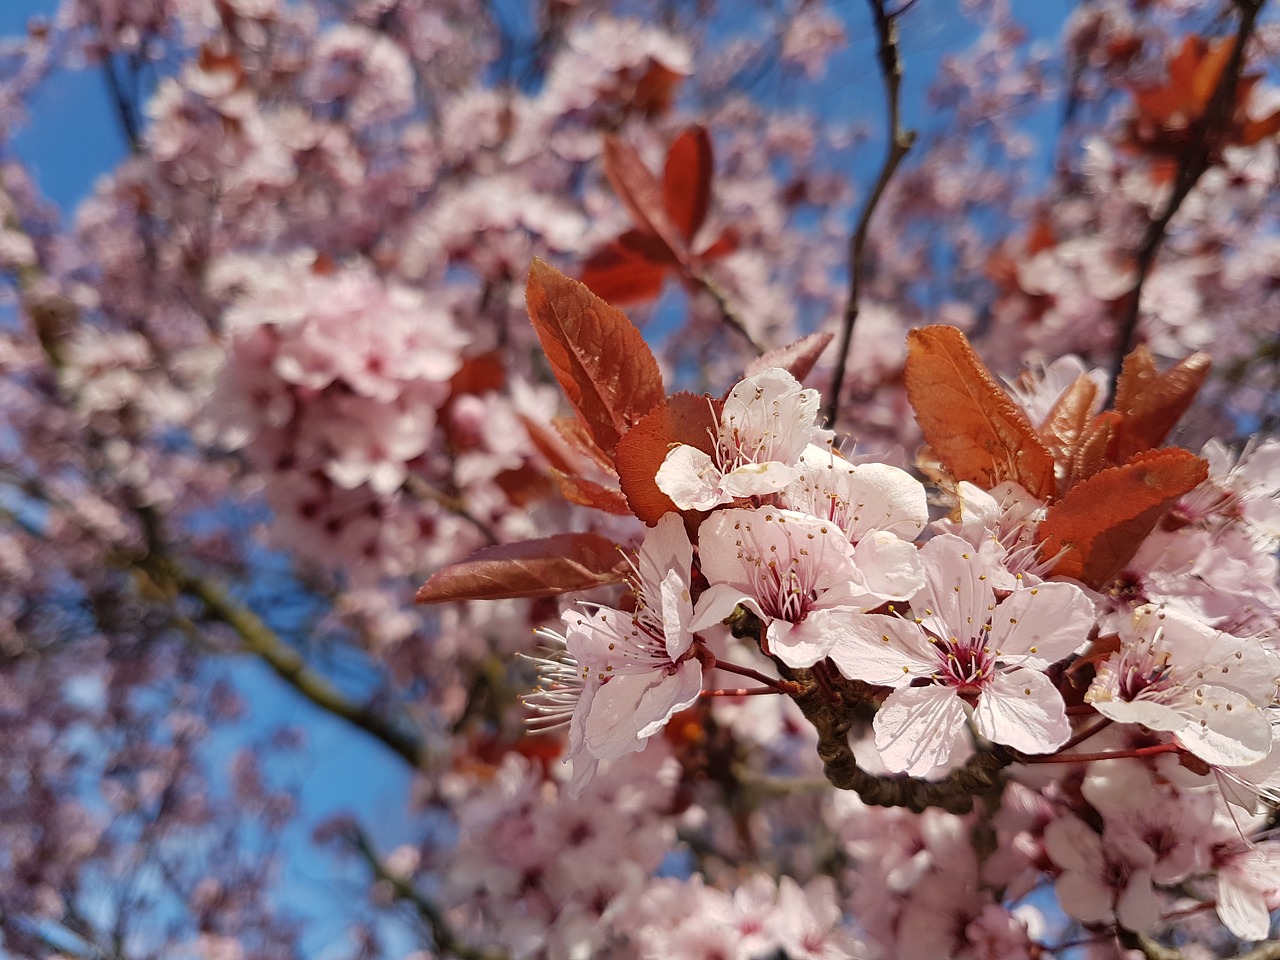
160,557,428,768
724,608,1012,813
1122,932,1280,960
786,665,1012,813
825,0,917,427
101,55,142,154
348,827,508,960
1106,0,1266,403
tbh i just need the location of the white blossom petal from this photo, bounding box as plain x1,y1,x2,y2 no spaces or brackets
873,684,968,775
973,668,1070,755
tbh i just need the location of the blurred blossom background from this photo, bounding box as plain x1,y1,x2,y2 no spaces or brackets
1,0,1279,958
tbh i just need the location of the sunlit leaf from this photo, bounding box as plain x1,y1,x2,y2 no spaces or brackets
579,232,672,304
744,332,833,383
415,533,629,603
1036,448,1208,587
615,392,720,525
1113,349,1211,462
526,260,666,455
551,470,632,515
603,137,688,264
663,126,713,244
1067,411,1120,489
903,325,1055,499
1038,374,1098,493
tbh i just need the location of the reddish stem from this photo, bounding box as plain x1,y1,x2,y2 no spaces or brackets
1023,742,1181,765
713,659,795,693
1056,717,1112,753
701,687,785,698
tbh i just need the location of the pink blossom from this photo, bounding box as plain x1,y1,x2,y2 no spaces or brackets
1085,605,1279,767
656,367,824,510
527,514,701,793
1213,837,1280,940
1044,816,1162,933
780,442,928,544
690,506,922,668
829,534,1093,774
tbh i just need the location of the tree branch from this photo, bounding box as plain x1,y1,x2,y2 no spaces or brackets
690,269,764,354
724,608,1011,813
1124,932,1280,960
825,0,917,427
787,665,1012,813
347,827,508,960
101,54,142,154
156,556,428,768
1106,0,1266,403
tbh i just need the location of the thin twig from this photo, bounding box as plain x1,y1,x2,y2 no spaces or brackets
691,269,764,354
348,827,508,960
163,559,427,767
701,686,784,697
825,0,917,427
712,657,800,693
1123,931,1280,960
101,55,142,153
1106,0,1266,403
1021,742,1180,764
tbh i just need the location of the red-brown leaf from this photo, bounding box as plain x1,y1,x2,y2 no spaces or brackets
1113,346,1157,430
698,226,739,260
415,532,629,603
1241,109,1280,145
449,351,507,397
744,332,833,383
553,416,618,474
1068,411,1121,487
615,392,720,525
551,470,632,515
1113,350,1211,462
903,325,1055,499
603,137,689,264
492,465,555,507
526,260,666,456
1036,448,1209,587
1038,374,1098,493
519,413,581,476
579,230,674,305
663,126,713,244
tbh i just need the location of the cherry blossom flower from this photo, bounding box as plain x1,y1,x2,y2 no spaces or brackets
1212,835,1280,940
690,505,923,668
829,534,1094,774
780,442,929,544
526,513,701,793
655,367,824,510
1044,815,1162,933
1085,605,1279,767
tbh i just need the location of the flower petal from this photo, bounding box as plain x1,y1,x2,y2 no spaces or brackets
973,667,1070,755
655,444,726,510
1174,686,1273,767
873,684,968,776
634,660,703,740
828,613,936,686
986,581,1093,667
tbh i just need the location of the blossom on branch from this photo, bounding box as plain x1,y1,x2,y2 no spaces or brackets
527,513,702,793
829,535,1094,774
655,367,825,510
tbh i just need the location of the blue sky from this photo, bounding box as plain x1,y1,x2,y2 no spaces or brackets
3,1,129,209
0,0,1082,954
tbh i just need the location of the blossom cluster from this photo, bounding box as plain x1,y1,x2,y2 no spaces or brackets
524,360,1280,947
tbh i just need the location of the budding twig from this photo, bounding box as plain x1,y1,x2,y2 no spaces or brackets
825,0,917,427
1106,0,1265,403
